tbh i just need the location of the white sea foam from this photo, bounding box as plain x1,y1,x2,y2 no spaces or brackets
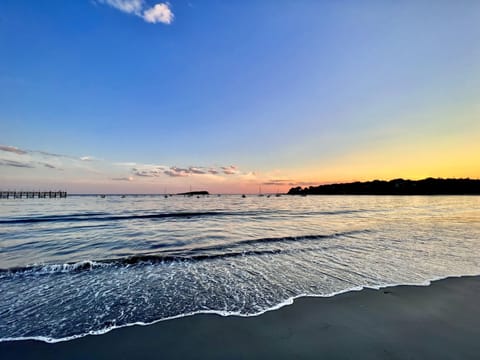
1,273,479,344
0,260,112,277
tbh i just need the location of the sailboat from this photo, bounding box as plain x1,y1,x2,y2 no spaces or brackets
258,185,264,197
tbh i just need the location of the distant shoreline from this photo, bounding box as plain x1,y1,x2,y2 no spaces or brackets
288,178,480,195
176,191,209,196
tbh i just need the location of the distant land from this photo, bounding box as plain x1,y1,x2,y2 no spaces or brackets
288,178,480,195
177,191,210,196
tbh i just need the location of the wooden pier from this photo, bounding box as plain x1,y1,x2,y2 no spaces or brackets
0,191,67,199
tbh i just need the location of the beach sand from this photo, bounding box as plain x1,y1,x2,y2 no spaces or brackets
2,275,480,359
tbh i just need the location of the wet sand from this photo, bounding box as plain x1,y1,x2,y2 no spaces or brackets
2,275,480,359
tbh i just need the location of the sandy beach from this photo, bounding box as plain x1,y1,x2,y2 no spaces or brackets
2,275,479,359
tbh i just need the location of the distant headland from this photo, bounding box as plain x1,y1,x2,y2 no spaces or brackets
288,178,480,195
177,191,210,196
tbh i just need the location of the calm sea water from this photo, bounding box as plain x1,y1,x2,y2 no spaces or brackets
0,195,479,342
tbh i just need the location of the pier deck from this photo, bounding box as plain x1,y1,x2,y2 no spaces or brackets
0,191,67,199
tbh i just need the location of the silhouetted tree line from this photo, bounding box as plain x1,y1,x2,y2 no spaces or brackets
288,178,480,195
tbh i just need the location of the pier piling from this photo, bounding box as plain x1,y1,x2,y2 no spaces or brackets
0,191,67,199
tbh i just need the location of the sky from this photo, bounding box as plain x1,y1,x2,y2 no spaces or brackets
1,0,479,194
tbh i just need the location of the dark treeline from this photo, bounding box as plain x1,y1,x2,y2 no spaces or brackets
288,178,480,195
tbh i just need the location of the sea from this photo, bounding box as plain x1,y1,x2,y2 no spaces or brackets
0,194,479,343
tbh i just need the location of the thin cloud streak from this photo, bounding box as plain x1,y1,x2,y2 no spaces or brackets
112,177,134,181
0,145,28,155
80,156,96,161
0,159,35,168
262,179,318,187
0,144,76,159
41,163,57,169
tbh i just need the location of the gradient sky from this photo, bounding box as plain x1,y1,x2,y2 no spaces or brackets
1,0,479,193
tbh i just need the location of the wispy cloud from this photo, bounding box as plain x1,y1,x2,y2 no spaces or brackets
112,176,134,181
0,159,34,168
41,163,57,169
99,0,174,24
295,181,319,187
131,164,241,178
80,156,97,161
38,150,69,158
2,143,274,193
190,167,207,175
0,157,63,171
262,179,318,187
164,170,186,177
0,145,28,155
0,144,90,172
132,166,166,177
133,171,156,177
100,0,144,14
114,162,137,167
1,144,246,181
0,144,77,159
164,167,190,177
262,179,296,186
221,165,238,175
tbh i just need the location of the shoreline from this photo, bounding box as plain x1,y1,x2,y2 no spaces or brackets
1,273,477,345
2,275,480,359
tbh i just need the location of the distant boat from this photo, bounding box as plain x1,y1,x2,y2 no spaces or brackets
121,195,126,198
275,187,281,197
100,195,106,198
258,185,264,197
242,194,246,198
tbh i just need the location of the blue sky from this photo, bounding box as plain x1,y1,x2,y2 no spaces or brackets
1,1,479,193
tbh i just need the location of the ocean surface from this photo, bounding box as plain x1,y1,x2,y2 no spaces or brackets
0,195,479,343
